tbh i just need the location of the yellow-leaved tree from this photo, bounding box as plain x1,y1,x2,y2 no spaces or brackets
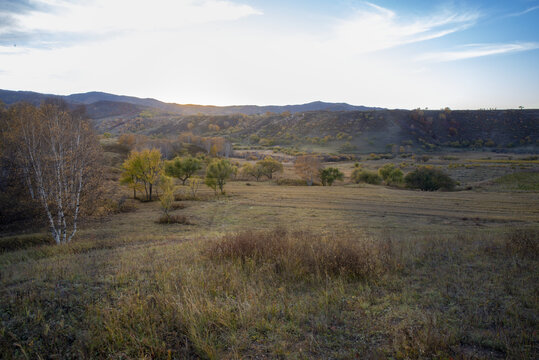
121,148,163,201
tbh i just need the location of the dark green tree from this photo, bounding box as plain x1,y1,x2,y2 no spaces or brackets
205,159,237,194
319,167,344,186
165,156,202,185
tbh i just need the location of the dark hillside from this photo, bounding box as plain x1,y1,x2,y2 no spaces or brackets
100,109,538,152
84,101,147,119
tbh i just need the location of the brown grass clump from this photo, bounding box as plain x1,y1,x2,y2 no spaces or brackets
98,197,138,215
171,202,186,210
156,214,192,225
205,228,396,280
505,229,538,258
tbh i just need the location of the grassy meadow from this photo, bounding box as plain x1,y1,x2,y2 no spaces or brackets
1,149,538,359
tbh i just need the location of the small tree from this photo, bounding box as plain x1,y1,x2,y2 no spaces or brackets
294,155,321,186
188,176,202,198
120,166,144,199
257,156,283,180
159,176,175,219
121,148,163,201
319,167,344,186
165,156,202,185
241,163,265,181
205,159,236,194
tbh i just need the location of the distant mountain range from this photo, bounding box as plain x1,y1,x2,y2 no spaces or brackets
0,89,382,116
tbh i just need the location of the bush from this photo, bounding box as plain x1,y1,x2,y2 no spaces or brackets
205,229,396,280
275,178,308,186
156,214,192,224
378,164,404,185
404,167,455,191
351,168,382,185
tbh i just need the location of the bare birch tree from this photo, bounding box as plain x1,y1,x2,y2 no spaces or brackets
5,100,102,244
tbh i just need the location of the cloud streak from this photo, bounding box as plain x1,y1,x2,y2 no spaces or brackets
418,42,539,62
507,5,539,17
331,2,479,53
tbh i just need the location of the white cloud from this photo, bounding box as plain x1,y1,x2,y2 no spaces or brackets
330,2,479,53
418,42,539,62
1,0,261,36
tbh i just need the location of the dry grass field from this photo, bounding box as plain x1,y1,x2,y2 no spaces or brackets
1,152,538,359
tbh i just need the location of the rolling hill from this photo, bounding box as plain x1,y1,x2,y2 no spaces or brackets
1,89,537,153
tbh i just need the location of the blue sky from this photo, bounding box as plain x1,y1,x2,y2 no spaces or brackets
0,0,538,109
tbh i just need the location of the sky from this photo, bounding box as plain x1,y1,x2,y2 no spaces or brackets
0,0,538,109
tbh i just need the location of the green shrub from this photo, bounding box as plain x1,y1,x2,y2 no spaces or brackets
319,167,344,186
378,164,404,185
404,167,455,191
351,168,382,185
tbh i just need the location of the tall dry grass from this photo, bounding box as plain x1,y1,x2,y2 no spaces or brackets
205,228,398,280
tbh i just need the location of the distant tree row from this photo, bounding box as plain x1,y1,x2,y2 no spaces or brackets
292,155,454,191
120,150,242,199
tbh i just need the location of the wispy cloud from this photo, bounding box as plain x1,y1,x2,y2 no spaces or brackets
0,0,262,47
418,42,539,62
507,5,539,17
331,2,479,53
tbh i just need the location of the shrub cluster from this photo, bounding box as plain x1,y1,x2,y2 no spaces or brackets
274,178,309,186
351,168,382,185
404,167,455,191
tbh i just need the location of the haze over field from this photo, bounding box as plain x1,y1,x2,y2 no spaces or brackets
1,0,539,109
